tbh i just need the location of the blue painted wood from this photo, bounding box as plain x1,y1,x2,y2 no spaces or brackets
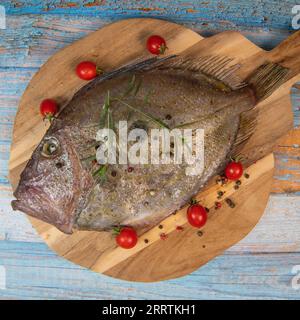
0,240,300,299
1,1,298,32
0,0,299,299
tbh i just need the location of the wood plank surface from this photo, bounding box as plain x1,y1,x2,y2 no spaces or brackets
8,18,297,282
0,0,299,298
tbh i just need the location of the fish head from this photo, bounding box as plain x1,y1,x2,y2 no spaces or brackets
11,121,93,234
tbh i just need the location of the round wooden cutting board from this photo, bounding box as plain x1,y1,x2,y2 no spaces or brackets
9,18,297,282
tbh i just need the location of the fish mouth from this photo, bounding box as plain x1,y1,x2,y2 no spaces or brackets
12,185,74,234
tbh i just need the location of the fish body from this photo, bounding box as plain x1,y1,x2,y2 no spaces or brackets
11,56,289,234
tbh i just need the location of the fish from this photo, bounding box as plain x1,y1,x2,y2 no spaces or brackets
11,55,289,234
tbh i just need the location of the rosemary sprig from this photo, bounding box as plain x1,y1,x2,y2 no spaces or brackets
99,90,111,128
144,89,154,105
90,75,169,182
93,165,108,183
81,154,96,162
113,97,170,129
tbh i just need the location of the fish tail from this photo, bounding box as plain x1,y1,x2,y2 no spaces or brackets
247,62,290,101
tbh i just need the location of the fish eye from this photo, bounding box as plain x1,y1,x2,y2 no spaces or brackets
41,137,60,158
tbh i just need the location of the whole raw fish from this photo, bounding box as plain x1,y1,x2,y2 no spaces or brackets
11,55,289,233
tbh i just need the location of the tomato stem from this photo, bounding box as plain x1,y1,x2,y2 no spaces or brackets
96,66,103,75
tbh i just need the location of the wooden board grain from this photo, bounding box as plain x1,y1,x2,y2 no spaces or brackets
8,18,298,282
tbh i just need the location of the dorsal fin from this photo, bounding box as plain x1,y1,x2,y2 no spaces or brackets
156,55,247,90
73,55,177,99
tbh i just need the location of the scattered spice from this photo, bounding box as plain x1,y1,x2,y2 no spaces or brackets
160,233,168,240
158,224,163,229
226,198,236,208
244,173,250,179
221,176,228,184
217,191,224,197
111,170,117,177
215,201,222,209
172,211,177,215
234,185,239,190
236,180,242,186
197,230,204,237
205,207,210,213
202,245,206,248
216,177,223,185
144,239,149,244
176,226,184,232
165,114,172,120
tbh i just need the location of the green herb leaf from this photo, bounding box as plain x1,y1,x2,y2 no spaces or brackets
93,165,108,182
81,155,96,162
99,90,111,128
144,89,153,105
114,98,170,129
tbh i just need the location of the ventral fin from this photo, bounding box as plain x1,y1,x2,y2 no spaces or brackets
230,109,258,158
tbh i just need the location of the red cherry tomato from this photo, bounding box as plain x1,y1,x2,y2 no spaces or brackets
146,35,167,55
225,161,243,180
116,227,138,249
40,99,58,121
76,61,98,80
187,204,207,228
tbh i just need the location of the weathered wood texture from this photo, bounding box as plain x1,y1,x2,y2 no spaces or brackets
0,0,300,298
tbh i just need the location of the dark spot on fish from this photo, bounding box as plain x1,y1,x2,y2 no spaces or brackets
165,114,172,120
55,161,64,169
130,120,148,131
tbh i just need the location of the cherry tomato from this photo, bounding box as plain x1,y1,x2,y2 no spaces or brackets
40,99,58,121
116,227,138,249
187,204,207,228
225,161,243,181
146,35,167,55
76,61,98,80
